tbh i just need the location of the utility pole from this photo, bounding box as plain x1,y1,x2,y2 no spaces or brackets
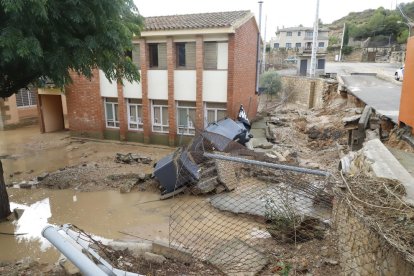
310,0,320,77
255,1,263,93
262,15,267,73
339,23,345,62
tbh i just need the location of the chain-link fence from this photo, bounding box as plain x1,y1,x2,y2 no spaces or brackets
168,132,341,275
166,130,414,275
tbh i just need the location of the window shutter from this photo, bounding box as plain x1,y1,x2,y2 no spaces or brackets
185,42,196,69
204,42,218,69
132,44,140,68
158,43,167,69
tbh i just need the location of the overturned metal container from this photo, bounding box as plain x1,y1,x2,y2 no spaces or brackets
153,148,200,196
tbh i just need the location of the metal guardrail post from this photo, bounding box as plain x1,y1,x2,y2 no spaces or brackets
203,152,330,177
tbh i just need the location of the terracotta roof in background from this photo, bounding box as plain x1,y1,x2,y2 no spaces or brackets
144,10,252,31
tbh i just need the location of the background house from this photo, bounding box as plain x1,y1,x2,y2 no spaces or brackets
63,10,259,146
0,87,39,130
272,26,329,52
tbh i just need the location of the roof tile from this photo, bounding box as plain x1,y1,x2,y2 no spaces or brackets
144,10,251,31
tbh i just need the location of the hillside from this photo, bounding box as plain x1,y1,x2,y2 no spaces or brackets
325,2,414,45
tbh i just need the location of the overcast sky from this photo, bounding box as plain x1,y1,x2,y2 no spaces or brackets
134,0,412,40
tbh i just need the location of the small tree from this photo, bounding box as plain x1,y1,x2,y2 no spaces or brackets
0,0,143,220
0,0,143,98
260,71,282,100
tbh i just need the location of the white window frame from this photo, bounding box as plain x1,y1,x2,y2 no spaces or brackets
204,102,227,127
151,100,169,133
127,99,143,130
16,88,37,108
104,98,119,128
176,102,196,136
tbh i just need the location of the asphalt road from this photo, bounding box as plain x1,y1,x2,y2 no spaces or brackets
275,62,403,123
340,75,401,123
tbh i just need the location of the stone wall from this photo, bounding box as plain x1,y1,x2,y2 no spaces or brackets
334,199,414,275
281,76,336,109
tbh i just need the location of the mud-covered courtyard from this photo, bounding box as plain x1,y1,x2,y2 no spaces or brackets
1,93,414,275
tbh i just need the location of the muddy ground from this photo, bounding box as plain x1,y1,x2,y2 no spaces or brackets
1,92,414,275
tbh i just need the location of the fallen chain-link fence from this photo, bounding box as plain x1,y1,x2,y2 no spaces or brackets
168,132,339,275
167,131,414,275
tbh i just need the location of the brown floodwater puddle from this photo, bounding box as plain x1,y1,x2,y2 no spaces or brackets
0,188,177,263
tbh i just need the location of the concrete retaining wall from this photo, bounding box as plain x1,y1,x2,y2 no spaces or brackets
281,76,337,109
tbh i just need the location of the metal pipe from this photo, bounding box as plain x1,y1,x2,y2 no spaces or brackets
61,224,142,276
310,0,320,77
255,1,263,93
203,152,330,177
42,226,107,276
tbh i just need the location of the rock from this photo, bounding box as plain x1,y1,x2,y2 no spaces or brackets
115,153,152,164
13,208,24,220
108,241,152,257
19,182,32,189
192,177,217,195
58,257,81,275
143,252,166,264
215,159,237,191
215,185,226,194
324,258,338,265
120,180,137,193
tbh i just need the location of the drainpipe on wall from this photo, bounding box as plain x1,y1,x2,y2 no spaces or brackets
255,1,263,94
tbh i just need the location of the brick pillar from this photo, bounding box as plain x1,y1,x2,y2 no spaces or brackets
195,35,204,130
167,37,176,146
65,68,105,139
227,34,235,118
117,81,127,141
140,39,151,143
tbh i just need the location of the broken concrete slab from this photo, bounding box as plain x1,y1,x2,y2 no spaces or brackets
152,241,193,263
207,238,268,276
143,252,166,264
108,241,152,257
250,138,273,149
209,184,330,220
363,139,414,204
215,159,237,191
192,176,217,195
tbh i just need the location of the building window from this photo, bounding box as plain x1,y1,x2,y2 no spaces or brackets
176,42,196,69
176,43,186,67
318,42,325,48
177,101,196,135
205,102,227,126
204,42,218,69
305,31,313,37
295,43,301,48
149,43,167,69
285,43,292,49
274,43,279,49
317,59,325,69
152,100,169,133
104,98,119,128
132,44,140,68
287,31,292,36
298,31,301,36
127,99,143,130
16,88,37,107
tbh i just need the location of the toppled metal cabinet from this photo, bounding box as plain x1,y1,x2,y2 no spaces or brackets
205,118,252,147
153,149,200,196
